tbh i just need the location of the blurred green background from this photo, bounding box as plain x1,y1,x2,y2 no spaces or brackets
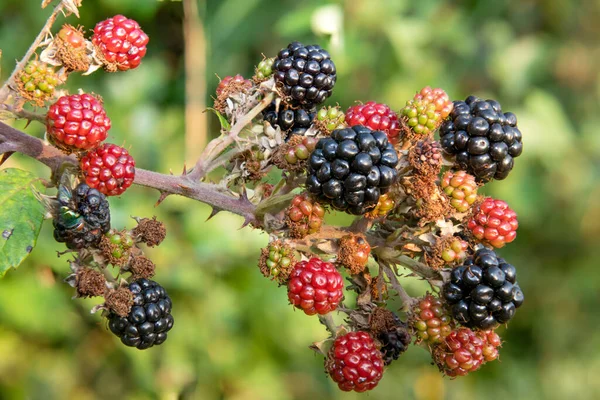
1,0,600,399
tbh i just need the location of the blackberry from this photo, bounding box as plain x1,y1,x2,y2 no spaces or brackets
273,41,336,108
263,102,316,138
107,279,174,349
378,319,411,366
306,125,399,215
443,248,524,329
53,183,111,249
439,96,523,181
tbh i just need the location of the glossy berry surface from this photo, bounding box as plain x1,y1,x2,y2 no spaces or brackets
441,170,478,213
263,102,315,138
107,279,174,350
433,327,486,377
255,57,274,80
47,94,111,151
412,294,453,345
80,143,135,196
443,248,524,329
468,197,518,248
345,102,400,144
273,41,336,108
287,257,343,315
315,105,346,134
439,96,523,181
378,318,411,366
92,15,149,71
326,331,384,392
53,183,111,250
306,125,399,215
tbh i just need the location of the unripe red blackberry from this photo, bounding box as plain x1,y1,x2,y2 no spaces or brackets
17,60,60,106
285,193,325,238
345,102,400,145
92,15,149,71
433,327,485,377
326,331,384,392
401,86,453,136
478,330,502,362
287,257,343,315
314,105,346,135
468,197,518,248
441,170,478,213
80,143,135,196
411,294,453,346
46,93,111,152
258,240,296,283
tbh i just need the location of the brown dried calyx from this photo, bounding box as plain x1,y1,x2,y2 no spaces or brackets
75,268,106,298
368,307,400,336
55,24,90,72
104,287,134,317
408,139,443,176
338,233,371,275
130,256,156,279
402,174,452,226
133,217,166,247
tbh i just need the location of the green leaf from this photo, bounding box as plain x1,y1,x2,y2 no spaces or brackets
205,107,231,130
0,168,45,277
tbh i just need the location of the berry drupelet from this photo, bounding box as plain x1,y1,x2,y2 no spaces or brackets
306,125,399,215
273,41,336,108
439,96,523,181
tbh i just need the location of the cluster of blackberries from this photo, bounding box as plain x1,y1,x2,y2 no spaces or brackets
108,279,174,349
53,183,111,249
273,42,336,108
443,248,524,329
263,102,315,138
440,96,523,181
306,125,399,215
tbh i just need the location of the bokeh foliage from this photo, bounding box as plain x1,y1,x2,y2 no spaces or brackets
1,0,599,399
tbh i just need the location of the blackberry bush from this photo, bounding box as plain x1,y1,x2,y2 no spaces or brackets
0,6,529,391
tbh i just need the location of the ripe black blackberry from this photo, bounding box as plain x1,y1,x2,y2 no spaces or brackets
439,96,523,181
107,279,174,349
53,183,111,249
263,102,316,138
378,320,411,366
306,125,399,215
443,248,524,330
273,41,336,108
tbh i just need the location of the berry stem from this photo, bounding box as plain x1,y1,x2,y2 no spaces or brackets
0,1,68,103
380,262,416,310
318,313,339,336
0,104,46,123
188,91,275,180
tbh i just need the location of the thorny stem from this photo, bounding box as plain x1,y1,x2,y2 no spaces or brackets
0,1,67,103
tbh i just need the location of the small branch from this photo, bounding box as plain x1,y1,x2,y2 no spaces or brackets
318,313,339,335
188,92,274,180
380,262,416,310
0,103,46,123
0,1,66,102
0,121,258,223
